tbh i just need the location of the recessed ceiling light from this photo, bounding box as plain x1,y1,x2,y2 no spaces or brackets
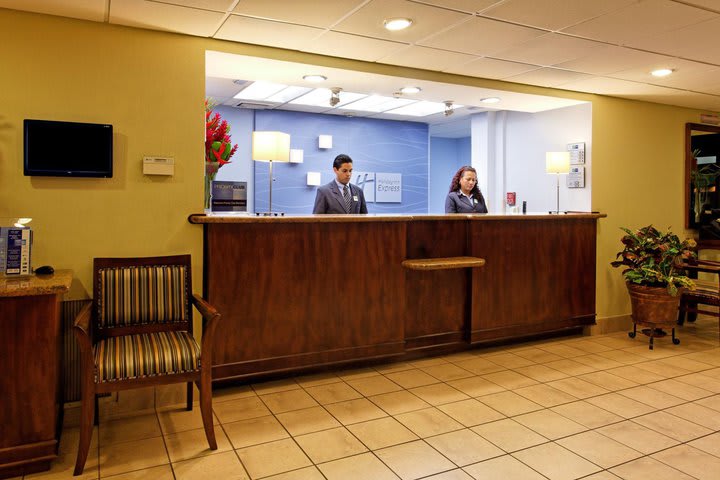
480,97,501,104
233,80,286,100
651,68,673,77
303,74,327,83
383,18,413,31
400,86,421,94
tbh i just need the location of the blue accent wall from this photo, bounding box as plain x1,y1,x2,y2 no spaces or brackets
254,110,429,214
429,136,470,213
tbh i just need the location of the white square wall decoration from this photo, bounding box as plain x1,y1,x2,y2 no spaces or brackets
318,135,332,149
290,149,304,163
307,172,321,186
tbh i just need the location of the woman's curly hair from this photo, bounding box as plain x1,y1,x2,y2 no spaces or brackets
449,166,485,203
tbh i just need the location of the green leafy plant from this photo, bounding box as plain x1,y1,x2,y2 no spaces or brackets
610,225,696,295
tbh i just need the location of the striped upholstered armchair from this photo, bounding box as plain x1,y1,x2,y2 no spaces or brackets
72,255,220,475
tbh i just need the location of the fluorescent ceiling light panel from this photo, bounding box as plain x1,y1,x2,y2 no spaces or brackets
289,88,366,107
234,80,286,100
386,101,462,117
339,95,415,112
266,86,312,103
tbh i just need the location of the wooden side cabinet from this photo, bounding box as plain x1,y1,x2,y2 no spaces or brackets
0,271,72,479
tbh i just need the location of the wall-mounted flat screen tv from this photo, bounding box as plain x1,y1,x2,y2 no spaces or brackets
24,119,113,177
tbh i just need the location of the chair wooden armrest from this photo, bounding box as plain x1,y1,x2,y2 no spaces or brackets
72,301,94,357
191,293,222,353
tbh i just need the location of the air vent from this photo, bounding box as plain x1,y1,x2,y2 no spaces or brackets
234,102,273,110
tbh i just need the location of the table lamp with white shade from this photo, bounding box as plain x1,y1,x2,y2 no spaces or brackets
545,151,571,214
252,131,290,216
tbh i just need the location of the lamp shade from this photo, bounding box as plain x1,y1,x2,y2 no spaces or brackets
545,151,570,174
252,131,290,162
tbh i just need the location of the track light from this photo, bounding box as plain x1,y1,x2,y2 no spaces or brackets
330,87,342,107
444,101,454,117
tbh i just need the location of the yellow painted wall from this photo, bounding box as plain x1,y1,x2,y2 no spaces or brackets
0,9,707,322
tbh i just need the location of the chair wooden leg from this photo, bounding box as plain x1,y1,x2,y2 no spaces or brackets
74,386,96,476
198,374,217,450
186,382,193,411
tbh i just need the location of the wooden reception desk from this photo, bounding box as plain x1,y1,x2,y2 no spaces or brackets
189,213,604,382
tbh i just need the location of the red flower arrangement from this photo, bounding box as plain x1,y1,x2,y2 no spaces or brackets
205,100,238,169
204,100,238,209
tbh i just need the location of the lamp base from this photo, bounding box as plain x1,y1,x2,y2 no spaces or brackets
255,212,285,217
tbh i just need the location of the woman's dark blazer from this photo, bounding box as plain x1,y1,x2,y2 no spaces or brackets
445,191,488,213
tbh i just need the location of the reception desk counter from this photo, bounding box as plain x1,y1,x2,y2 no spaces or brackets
189,213,604,382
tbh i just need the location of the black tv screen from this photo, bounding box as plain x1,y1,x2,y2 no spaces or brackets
24,119,113,177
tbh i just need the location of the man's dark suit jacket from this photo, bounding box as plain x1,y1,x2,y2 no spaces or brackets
313,181,368,214
445,191,488,213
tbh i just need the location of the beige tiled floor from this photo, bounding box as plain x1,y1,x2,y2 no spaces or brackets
23,319,720,479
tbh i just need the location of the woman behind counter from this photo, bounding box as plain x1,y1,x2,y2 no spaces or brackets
445,166,488,213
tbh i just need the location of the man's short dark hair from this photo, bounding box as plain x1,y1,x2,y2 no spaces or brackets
333,154,353,170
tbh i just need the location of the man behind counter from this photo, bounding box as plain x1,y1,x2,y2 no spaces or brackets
312,154,368,214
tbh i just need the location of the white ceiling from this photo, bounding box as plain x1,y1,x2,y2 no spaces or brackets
3,0,720,136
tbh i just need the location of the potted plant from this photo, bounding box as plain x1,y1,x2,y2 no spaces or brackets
610,225,696,348
205,100,238,210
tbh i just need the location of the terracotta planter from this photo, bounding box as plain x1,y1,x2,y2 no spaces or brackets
626,283,682,349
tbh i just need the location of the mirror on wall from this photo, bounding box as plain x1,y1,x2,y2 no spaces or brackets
686,123,720,238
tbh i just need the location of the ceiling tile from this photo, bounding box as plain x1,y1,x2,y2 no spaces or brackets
231,0,365,28
627,17,720,64
681,0,720,9
408,0,503,14
109,0,225,36
445,57,540,78
0,0,107,22
160,0,235,11
639,91,720,111
481,0,637,31
333,0,470,43
377,45,476,71
563,0,717,45
503,68,594,87
418,16,545,55
491,33,606,66
607,57,720,91
215,15,323,49
558,76,678,96
206,77,244,99
302,31,408,62
554,46,669,75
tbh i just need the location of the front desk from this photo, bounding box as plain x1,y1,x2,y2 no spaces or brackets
189,213,604,383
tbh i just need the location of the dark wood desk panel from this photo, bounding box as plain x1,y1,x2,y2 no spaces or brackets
405,220,469,351
204,220,407,380
469,218,597,342
190,214,603,382
0,271,71,479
